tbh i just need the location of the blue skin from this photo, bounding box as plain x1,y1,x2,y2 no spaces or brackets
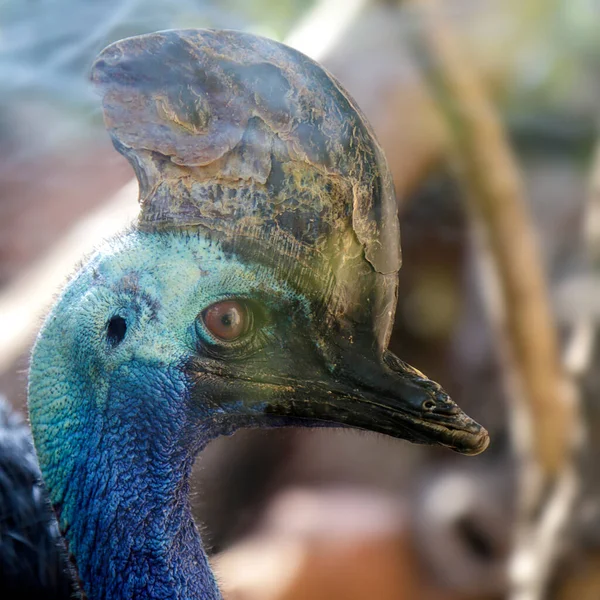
28,226,485,598
28,229,309,599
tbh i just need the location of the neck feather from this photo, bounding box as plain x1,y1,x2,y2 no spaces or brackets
30,350,222,599
63,437,220,600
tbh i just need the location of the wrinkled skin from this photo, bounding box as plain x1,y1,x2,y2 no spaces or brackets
91,28,402,352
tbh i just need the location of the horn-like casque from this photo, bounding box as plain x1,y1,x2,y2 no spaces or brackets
91,29,401,351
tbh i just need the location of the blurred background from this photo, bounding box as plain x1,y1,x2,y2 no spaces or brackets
1,0,599,598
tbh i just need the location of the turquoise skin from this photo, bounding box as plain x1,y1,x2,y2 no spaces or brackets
29,230,306,599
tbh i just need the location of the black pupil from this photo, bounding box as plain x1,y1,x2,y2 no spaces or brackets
221,313,233,327
107,316,127,346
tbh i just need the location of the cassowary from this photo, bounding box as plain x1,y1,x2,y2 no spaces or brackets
0,397,73,598
27,29,488,599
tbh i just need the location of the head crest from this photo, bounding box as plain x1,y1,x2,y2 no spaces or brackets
92,29,401,350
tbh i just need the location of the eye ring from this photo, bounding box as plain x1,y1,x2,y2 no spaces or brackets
200,299,253,343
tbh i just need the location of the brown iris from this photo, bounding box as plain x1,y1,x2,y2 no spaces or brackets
202,300,250,341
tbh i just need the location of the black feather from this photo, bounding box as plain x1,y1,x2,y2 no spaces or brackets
0,397,75,598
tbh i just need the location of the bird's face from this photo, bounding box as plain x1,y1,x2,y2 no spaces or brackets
29,229,487,487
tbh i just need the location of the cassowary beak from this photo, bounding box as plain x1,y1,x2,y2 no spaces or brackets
263,349,489,456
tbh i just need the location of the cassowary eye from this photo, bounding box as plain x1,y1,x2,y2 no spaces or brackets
202,300,252,342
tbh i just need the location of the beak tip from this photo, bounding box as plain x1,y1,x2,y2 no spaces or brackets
458,425,490,456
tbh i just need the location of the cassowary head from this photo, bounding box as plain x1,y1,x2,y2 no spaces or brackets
56,28,487,455
27,31,488,596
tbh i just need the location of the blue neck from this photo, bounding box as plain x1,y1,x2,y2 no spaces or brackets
35,361,222,600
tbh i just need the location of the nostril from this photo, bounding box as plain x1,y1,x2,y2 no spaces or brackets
106,316,127,347
422,399,436,411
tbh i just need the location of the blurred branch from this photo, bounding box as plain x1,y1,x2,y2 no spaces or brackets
554,140,600,600
0,181,139,375
407,1,580,598
561,140,600,380
409,0,576,475
584,141,600,264
285,0,368,60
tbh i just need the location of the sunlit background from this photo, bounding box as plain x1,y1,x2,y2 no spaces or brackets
1,1,600,598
